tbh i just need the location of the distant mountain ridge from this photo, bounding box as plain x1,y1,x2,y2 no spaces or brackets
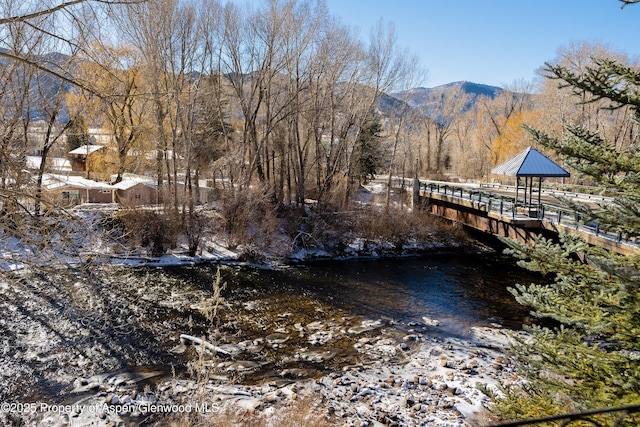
392,81,503,110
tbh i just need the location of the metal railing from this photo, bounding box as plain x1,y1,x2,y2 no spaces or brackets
492,403,640,426
410,180,639,249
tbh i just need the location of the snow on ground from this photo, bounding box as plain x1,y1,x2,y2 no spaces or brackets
3,309,521,426
0,193,517,426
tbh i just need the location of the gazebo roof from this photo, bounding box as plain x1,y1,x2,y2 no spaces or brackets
491,146,570,178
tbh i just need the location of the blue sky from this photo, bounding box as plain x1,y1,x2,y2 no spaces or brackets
324,0,640,88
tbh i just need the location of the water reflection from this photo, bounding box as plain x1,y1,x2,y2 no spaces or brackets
216,252,544,336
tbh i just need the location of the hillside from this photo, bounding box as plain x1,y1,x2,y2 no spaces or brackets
391,81,503,112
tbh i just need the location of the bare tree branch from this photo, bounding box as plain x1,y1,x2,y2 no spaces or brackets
0,50,103,98
0,0,143,25
620,0,640,8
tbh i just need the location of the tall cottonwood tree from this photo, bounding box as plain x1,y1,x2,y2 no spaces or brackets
309,19,366,206
490,109,542,167
420,85,469,176
448,103,479,179
0,11,40,206
470,81,533,176
491,1,640,421
384,63,426,207
69,44,149,183
535,41,639,180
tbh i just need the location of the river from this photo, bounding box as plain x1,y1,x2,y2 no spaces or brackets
140,251,543,382
1,250,546,426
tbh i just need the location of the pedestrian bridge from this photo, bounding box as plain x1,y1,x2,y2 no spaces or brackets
410,179,639,256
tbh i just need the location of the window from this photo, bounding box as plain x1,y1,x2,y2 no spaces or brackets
62,190,80,204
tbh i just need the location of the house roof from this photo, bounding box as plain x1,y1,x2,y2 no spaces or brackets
26,156,71,171
41,174,114,191
68,145,105,155
111,174,156,190
491,146,570,178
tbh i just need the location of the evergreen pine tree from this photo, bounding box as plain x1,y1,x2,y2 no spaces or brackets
65,115,90,153
352,109,385,185
492,3,640,422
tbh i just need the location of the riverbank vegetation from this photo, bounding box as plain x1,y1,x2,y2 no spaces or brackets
111,182,471,263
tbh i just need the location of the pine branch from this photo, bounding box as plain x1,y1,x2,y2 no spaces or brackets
544,59,640,121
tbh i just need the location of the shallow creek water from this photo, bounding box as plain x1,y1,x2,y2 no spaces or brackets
136,252,542,384
2,251,545,414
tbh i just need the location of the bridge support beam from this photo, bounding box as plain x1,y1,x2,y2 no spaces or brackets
428,201,542,244
412,176,420,210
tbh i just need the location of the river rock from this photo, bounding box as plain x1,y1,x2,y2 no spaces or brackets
308,330,333,346
265,393,279,403
236,398,261,411
265,332,289,346
297,349,337,362
422,317,441,327
224,360,261,372
169,343,187,354
306,321,323,330
180,334,232,356
347,319,383,335
280,368,313,379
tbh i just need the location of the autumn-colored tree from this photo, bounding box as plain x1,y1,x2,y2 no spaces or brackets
534,41,638,179
490,110,542,167
69,44,148,183
87,148,118,181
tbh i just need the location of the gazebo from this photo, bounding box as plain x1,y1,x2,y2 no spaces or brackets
491,146,570,216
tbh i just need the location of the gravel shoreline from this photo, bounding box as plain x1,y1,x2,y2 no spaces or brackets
5,312,522,426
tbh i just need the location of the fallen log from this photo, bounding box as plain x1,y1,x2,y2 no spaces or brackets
179,334,232,356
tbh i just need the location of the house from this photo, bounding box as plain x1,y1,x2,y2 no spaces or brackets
111,174,158,206
68,145,105,172
42,173,114,206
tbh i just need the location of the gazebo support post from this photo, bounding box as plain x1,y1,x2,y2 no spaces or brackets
538,177,542,207
529,177,534,210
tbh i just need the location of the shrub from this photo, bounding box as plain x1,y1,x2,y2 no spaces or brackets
293,203,356,253
219,187,290,260
356,204,469,252
116,208,181,256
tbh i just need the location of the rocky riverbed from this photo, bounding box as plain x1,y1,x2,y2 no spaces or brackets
0,260,531,426
14,320,521,427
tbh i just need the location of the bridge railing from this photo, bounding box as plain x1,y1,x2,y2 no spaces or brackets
413,180,639,248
